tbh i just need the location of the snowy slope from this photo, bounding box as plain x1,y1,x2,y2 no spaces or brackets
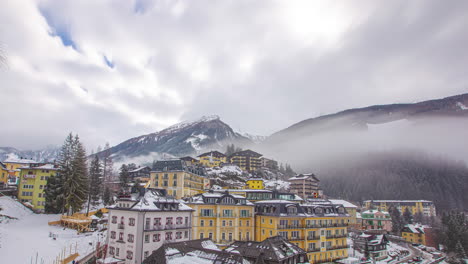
0,196,106,264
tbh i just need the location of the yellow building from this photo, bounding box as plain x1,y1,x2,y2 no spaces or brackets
228,149,262,172
245,177,264,189
363,200,436,217
3,156,38,177
214,189,303,203
186,191,255,247
402,224,427,245
197,151,227,168
17,163,58,211
254,200,349,263
149,159,210,199
0,162,9,185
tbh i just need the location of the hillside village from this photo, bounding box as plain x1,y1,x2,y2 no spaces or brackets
1,141,463,264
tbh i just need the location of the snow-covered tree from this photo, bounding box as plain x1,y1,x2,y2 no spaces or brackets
103,186,111,205
102,142,113,183
403,208,413,225
389,206,403,235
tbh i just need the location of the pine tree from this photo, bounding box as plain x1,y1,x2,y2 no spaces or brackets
46,133,75,214
64,135,89,215
102,142,113,183
119,164,130,192
88,155,103,206
103,186,111,205
389,206,403,234
403,208,413,225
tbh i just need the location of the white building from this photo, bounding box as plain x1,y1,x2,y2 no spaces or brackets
106,189,194,264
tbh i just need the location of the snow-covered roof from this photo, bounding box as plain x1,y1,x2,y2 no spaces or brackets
20,163,58,170
255,200,298,204
187,192,254,205
328,199,358,208
246,177,264,182
3,156,38,164
404,224,428,234
364,200,433,203
129,166,150,173
109,189,193,212
288,173,319,182
362,209,389,215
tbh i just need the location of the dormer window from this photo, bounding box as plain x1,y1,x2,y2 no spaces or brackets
287,206,297,215
221,197,235,204
315,208,323,214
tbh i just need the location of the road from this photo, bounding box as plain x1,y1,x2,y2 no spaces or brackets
394,244,433,264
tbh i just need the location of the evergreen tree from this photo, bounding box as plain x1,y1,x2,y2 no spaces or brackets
403,208,413,225
46,133,75,214
225,144,234,156
102,142,113,183
103,186,111,205
152,160,157,170
88,155,103,206
455,240,467,260
119,164,130,191
44,176,62,213
64,135,89,215
279,163,285,173
389,206,403,234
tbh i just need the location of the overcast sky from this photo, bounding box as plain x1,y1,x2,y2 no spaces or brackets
1,0,467,151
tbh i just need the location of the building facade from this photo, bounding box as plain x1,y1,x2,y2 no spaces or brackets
401,224,431,246
197,151,227,168
0,162,9,186
128,166,151,182
363,200,436,217
17,163,57,211
149,159,210,199
106,189,193,264
228,149,262,172
245,177,264,189
186,191,255,247
260,157,278,170
288,174,321,199
2,156,38,177
254,200,349,263
353,234,389,261
361,210,392,233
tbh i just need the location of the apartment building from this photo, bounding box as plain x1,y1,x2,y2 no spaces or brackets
186,191,255,247
149,159,210,199
363,200,436,217
17,163,58,211
106,189,193,264
254,200,349,263
288,173,321,199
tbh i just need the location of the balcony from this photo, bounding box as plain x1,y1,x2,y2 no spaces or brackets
277,224,303,229
144,224,191,232
116,239,125,244
325,234,347,239
307,236,320,240
325,245,348,251
289,236,304,241
23,174,36,179
307,248,321,253
118,224,125,230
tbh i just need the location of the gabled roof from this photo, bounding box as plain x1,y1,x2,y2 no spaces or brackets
225,236,308,262
20,163,58,170
288,173,319,182
197,150,226,158
129,166,151,173
143,239,247,264
180,156,199,162
3,156,38,164
402,224,427,234
229,149,262,158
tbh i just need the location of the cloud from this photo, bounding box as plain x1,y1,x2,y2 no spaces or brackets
0,0,467,151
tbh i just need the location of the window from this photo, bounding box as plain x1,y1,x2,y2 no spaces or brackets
165,232,173,240
209,220,213,226
287,206,298,214
163,181,168,186
209,233,213,239
120,216,125,224
279,231,288,239
221,197,235,204
185,231,189,238
291,220,299,227
246,220,250,226
240,209,250,217
176,217,183,225
176,232,182,239
109,247,115,255
222,220,226,226
129,218,135,226
127,234,134,243
280,219,288,227
144,251,149,259
116,248,119,256
229,220,233,226
223,209,233,217
119,232,124,241
173,181,177,186
154,218,161,227
246,232,250,240
185,217,189,225
126,251,133,260
270,219,273,224
200,220,205,227
166,217,173,225
111,231,116,239
153,233,161,242
200,232,204,239
222,233,226,241
40,176,44,180
145,218,150,229
228,233,233,241
173,173,177,179
201,209,214,217
239,220,242,227
144,234,149,243
291,231,299,239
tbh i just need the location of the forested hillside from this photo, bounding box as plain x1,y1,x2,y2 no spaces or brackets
320,151,468,212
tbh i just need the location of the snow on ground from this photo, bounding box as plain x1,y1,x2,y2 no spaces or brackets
206,165,243,176
264,179,290,190
0,196,106,264
457,102,468,110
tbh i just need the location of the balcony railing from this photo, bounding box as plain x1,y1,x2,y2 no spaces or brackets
307,236,320,240
118,224,125,229
307,248,321,253
325,245,348,251
277,224,303,229
144,224,191,232
289,236,304,241
325,234,347,239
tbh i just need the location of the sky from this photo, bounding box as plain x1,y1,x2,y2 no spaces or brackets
1,0,468,151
